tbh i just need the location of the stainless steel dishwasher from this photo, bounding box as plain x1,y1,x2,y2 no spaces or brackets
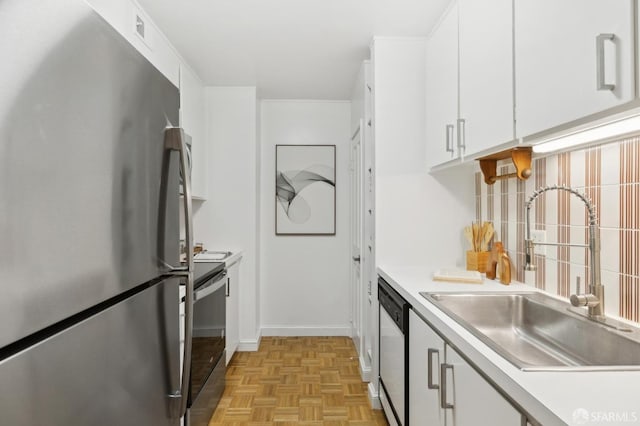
378,277,410,426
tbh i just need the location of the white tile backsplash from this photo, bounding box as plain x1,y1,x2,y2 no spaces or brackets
545,258,558,295
546,155,558,186
570,150,585,188
569,194,588,226
600,142,620,185
602,269,620,317
600,228,620,273
599,184,620,229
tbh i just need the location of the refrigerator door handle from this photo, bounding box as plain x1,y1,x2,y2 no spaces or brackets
164,127,194,418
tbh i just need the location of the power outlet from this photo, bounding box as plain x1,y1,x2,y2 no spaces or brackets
530,230,546,256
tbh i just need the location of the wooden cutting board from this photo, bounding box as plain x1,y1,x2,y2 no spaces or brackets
433,269,483,284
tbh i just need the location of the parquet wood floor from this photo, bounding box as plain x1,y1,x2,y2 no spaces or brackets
208,336,389,425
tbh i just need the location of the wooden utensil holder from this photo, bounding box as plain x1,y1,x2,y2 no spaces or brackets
466,251,490,272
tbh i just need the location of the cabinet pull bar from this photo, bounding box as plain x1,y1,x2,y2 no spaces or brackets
440,363,454,409
596,33,615,91
457,118,466,154
446,124,454,155
427,348,440,390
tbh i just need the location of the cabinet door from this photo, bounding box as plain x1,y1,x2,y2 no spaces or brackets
515,0,635,138
409,310,446,425
225,261,240,365
426,2,459,168
459,0,514,157
443,346,521,426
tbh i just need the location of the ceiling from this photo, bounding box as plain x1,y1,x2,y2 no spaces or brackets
136,0,451,100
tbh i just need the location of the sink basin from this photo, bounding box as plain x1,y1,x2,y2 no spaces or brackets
421,291,640,371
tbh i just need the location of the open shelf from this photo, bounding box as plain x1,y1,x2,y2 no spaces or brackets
477,146,532,185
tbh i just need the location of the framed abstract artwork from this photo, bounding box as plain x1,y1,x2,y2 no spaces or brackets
275,145,336,235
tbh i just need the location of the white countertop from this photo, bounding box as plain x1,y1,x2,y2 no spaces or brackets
194,250,243,268
221,251,243,268
378,264,640,426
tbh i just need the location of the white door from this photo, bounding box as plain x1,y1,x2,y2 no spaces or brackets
515,0,635,138
350,122,364,350
426,1,459,169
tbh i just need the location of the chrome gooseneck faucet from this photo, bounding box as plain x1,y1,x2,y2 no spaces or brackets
524,185,604,319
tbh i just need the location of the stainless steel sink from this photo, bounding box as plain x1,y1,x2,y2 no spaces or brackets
421,291,640,371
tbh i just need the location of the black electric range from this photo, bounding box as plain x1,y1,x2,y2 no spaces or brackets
183,260,227,425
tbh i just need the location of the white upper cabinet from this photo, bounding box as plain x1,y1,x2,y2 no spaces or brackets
458,0,514,157
426,2,459,168
427,0,514,169
179,65,207,200
515,0,636,138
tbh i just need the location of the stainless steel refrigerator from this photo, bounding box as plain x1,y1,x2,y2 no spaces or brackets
0,0,196,424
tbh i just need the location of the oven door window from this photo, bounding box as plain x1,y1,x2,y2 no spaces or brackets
190,277,226,402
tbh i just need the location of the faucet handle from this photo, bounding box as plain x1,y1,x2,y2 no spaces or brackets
571,276,599,308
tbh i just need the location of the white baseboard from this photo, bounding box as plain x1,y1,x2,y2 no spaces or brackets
237,329,262,351
359,355,372,382
368,381,381,410
260,326,351,337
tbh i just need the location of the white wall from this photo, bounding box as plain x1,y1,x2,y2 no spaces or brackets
372,37,474,268
193,87,261,349
259,100,352,335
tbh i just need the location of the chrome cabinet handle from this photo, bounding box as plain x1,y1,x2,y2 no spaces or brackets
226,277,230,297
164,127,193,419
457,118,466,154
440,363,454,409
596,33,615,91
445,124,454,155
353,255,361,262
427,348,440,390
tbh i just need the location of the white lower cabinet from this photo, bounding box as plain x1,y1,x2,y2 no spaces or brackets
409,309,522,425
409,309,445,424
443,346,522,426
225,259,240,365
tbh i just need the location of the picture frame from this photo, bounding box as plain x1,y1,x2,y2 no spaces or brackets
275,144,336,235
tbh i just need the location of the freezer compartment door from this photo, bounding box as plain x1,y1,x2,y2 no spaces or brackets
0,278,180,426
0,0,180,347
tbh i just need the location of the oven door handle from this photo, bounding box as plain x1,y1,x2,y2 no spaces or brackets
194,271,227,301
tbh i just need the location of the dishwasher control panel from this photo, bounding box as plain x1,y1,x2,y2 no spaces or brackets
378,277,409,333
